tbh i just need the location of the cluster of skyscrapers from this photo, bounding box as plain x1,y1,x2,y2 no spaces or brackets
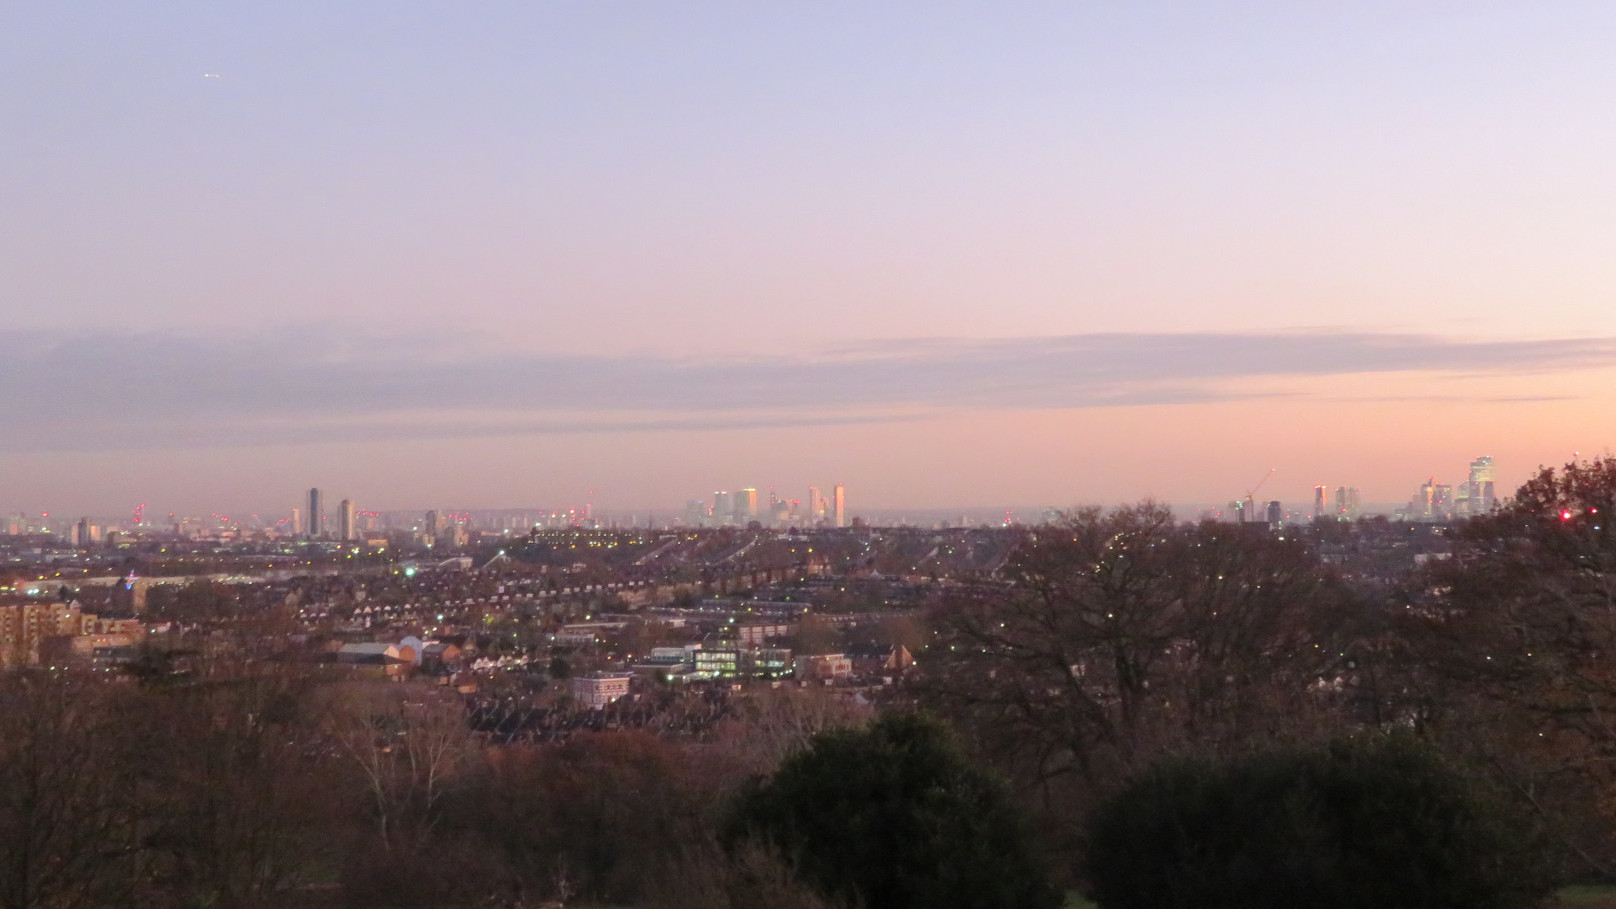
684,483,846,528
1408,455,1497,520
1312,485,1364,520
294,488,359,541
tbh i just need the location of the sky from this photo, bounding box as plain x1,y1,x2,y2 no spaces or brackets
4,2,1616,517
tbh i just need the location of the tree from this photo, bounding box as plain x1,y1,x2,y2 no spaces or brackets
446,730,718,907
1398,457,1616,874
0,672,134,909
120,667,344,908
914,504,1350,795
715,685,870,774
725,713,1061,909
328,686,472,854
1085,736,1556,909
152,578,239,623
652,840,852,909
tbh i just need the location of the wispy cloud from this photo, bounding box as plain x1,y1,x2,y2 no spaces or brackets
2,328,1611,452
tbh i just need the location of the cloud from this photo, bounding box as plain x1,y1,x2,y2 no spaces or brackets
1,328,1611,452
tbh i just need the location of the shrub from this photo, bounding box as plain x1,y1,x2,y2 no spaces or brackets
726,713,1061,909
1085,736,1557,909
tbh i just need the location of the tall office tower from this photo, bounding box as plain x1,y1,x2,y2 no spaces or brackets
1333,486,1361,518
1313,486,1327,518
833,483,846,528
1417,478,1444,518
339,499,357,542
1470,455,1497,512
1266,500,1282,526
808,486,823,524
1433,484,1453,518
1454,480,1475,516
1338,485,1363,514
290,507,302,536
712,491,731,525
75,517,92,548
737,488,759,520
307,488,323,538
425,509,440,537
684,500,705,527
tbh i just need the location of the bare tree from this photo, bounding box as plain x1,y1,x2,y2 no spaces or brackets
914,503,1349,795
0,672,133,909
327,684,473,853
122,666,344,908
1402,457,1616,874
716,685,872,773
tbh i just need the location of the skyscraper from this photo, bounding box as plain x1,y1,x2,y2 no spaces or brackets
833,483,846,528
737,488,759,521
1469,455,1497,512
339,499,356,542
1416,478,1453,519
712,492,731,525
307,488,323,538
1313,486,1326,518
1332,486,1360,518
808,486,823,524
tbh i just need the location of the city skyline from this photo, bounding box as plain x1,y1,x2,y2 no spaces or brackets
5,4,1616,513
3,450,1541,533
0,440,1595,523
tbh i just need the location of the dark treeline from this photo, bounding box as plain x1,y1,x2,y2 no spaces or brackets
4,458,1616,908
0,665,862,909
914,457,1616,890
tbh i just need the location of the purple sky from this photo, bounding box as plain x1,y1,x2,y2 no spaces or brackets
4,2,1615,516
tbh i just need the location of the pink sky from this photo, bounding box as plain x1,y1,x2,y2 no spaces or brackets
3,3,1614,516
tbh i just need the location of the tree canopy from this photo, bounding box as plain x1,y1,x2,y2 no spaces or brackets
917,503,1354,792
1086,736,1556,909
726,713,1062,909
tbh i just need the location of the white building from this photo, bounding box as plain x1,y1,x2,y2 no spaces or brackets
570,672,633,709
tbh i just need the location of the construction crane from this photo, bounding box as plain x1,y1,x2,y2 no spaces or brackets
1242,467,1276,522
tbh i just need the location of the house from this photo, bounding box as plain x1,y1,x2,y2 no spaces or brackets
794,653,853,683
570,672,633,709
336,642,412,677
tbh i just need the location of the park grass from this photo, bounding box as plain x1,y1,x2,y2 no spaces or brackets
1063,885,1616,908
1557,885,1616,907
